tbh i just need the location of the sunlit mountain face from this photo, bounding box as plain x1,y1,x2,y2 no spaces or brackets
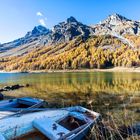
0,14,140,57
0,14,139,71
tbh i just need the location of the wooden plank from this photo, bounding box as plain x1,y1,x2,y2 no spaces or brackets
33,117,70,140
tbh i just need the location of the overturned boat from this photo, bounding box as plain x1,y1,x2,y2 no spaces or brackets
0,106,100,140
0,97,45,119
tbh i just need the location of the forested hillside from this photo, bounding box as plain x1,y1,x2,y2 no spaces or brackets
0,35,139,71
0,14,140,72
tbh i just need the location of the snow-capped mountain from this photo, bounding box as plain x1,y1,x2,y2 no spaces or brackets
0,13,140,57
92,13,140,35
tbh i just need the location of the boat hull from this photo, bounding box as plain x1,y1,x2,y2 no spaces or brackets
0,106,100,140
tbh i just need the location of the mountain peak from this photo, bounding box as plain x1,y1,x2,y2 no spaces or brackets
25,25,50,38
101,13,130,25
33,25,47,31
32,25,49,35
109,13,129,21
51,16,92,43
53,16,79,31
66,16,78,23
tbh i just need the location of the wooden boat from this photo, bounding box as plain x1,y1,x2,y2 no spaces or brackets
0,106,100,140
0,97,45,119
0,97,45,110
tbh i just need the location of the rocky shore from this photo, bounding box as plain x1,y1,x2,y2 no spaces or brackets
0,67,140,74
0,84,30,100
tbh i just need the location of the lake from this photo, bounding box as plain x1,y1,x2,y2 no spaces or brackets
0,72,140,124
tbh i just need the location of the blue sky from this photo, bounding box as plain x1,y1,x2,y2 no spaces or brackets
0,0,140,43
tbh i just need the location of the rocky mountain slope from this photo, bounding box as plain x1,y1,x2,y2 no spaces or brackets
0,17,93,57
92,13,140,36
0,25,51,57
0,35,139,71
0,13,140,58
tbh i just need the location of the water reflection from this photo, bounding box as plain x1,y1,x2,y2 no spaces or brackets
0,72,140,122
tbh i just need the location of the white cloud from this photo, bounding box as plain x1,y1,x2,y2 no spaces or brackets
39,19,46,26
36,11,47,26
36,12,43,17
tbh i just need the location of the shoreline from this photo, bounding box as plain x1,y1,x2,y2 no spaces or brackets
0,67,140,73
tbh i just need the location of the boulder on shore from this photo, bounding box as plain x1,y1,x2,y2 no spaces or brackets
0,84,30,92
0,89,5,92
4,84,24,91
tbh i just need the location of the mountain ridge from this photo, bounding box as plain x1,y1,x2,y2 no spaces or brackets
0,13,140,57
92,13,140,36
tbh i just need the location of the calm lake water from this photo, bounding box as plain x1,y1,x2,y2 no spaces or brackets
0,72,140,123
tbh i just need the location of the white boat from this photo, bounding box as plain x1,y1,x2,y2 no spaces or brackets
0,97,45,119
0,106,100,140
0,97,45,111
